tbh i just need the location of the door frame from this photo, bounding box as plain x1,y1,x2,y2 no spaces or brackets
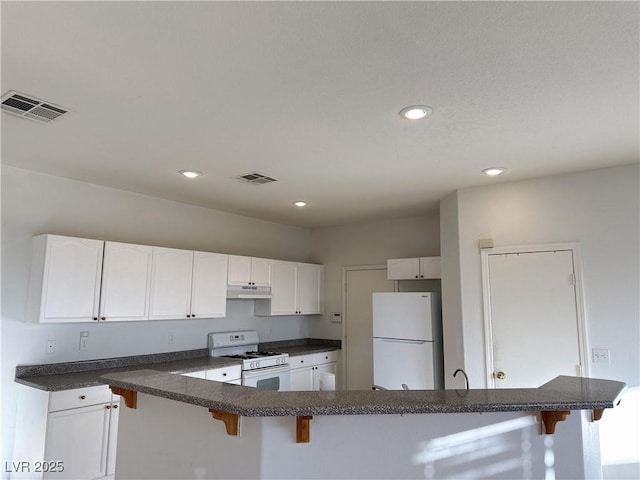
341,264,390,389
480,242,590,387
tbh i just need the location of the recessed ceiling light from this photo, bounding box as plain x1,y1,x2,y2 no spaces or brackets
482,167,507,176
399,105,433,120
179,170,203,178
293,201,308,207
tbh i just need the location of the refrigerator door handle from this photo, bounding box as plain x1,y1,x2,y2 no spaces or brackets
377,338,427,345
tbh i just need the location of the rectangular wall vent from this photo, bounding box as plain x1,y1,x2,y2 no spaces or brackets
234,172,278,185
1,90,68,124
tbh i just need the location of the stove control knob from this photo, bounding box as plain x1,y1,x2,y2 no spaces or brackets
255,360,260,368
249,361,255,369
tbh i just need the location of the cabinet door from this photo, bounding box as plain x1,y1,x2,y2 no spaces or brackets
39,236,104,323
419,257,441,279
148,248,194,320
227,255,252,285
100,242,152,321
190,252,228,318
386,258,421,280
250,258,272,287
106,401,119,477
313,362,337,391
296,264,323,314
205,365,242,383
290,366,314,391
44,404,110,479
269,260,296,315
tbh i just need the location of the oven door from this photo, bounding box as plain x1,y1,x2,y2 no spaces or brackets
242,364,290,391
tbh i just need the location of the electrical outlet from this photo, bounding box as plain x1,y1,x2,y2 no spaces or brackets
168,332,175,345
592,348,610,364
46,340,56,354
79,331,89,351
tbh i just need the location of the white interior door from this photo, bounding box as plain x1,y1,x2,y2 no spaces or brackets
483,248,585,388
344,268,394,390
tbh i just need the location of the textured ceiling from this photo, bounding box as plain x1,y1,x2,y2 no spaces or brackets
1,1,638,228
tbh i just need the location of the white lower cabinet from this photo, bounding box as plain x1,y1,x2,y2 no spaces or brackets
181,365,242,384
289,350,338,391
13,385,119,480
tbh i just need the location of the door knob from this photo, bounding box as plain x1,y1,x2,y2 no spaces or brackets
495,371,506,380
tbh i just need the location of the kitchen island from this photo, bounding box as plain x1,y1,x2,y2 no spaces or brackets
102,370,624,479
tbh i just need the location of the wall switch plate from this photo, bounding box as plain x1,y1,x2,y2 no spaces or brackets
592,348,610,364
79,331,89,351
46,340,56,354
331,312,342,323
168,332,175,345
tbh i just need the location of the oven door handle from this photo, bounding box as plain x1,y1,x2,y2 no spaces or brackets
243,364,290,377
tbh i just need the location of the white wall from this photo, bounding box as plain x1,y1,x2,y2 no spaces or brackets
0,166,312,469
308,214,440,339
440,164,640,471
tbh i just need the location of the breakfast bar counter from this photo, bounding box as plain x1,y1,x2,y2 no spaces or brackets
102,369,624,418
102,371,625,480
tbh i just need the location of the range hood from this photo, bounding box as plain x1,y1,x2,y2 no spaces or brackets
226,285,273,299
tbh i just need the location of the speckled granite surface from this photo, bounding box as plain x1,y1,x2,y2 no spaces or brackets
260,338,340,355
101,371,626,417
15,341,340,391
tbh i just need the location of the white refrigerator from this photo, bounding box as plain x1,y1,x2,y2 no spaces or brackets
372,292,443,390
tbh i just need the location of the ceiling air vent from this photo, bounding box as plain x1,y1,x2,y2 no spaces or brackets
234,172,278,185
1,90,68,124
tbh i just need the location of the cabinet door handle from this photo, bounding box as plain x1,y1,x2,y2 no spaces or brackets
79,395,86,400
93,317,98,321
113,405,119,409
191,314,196,317
101,317,106,320
105,405,111,409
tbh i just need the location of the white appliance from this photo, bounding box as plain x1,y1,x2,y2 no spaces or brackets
372,292,443,390
208,330,290,391
226,285,273,299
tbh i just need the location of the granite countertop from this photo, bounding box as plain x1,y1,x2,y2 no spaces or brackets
101,370,626,417
14,339,341,392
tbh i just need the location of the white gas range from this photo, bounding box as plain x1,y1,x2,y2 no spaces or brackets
208,330,290,391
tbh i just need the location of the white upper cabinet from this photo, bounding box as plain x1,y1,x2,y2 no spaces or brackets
296,263,323,314
268,260,297,315
27,235,104,323
99,242,152,321
189,251,228,318
26,234,318,322
387,256,441,280
148,247,194,320
227,255,272,287
149,249,228,320
255,262,323,316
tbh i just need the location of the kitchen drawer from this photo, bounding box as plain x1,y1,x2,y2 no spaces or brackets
48,385,112,412
289,354,315,369
314,350,338,364
206,365,241,382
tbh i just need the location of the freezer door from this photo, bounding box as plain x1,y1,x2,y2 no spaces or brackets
373,338,435,390
372,292,433,340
